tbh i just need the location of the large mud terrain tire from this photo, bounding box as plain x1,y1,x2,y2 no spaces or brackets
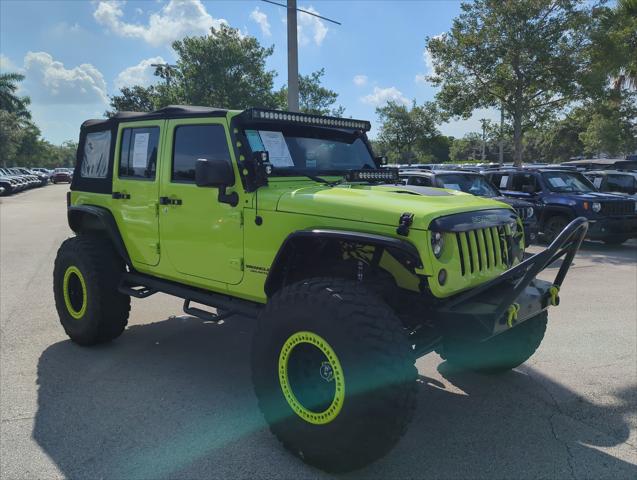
53,235,130,345
441,311,548,373
251,278,417,473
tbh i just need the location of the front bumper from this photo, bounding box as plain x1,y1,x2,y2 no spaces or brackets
436,217,588,342
587,216,637,240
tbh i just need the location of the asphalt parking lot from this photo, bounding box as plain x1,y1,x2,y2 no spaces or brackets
1,184,636,479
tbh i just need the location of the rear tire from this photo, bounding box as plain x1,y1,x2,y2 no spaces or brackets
251,278,417,473
53,235,130,345
440,311,548,374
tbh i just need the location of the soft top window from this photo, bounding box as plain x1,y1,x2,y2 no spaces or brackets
81,131,111,179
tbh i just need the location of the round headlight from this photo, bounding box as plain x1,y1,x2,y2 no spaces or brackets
509,221,518,235
431,231,444,258
526,207,534,218
592,202,601,213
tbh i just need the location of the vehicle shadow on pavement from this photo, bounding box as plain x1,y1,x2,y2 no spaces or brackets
34,315,636,480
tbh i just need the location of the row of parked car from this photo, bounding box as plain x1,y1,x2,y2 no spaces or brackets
394,162,637,246
0,167,74,196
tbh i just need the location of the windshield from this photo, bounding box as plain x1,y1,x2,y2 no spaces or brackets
435,173,500,197
542,171,595,193
243,126,375,175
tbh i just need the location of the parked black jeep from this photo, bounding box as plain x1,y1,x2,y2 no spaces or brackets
484,168,637,245
398,169,539,244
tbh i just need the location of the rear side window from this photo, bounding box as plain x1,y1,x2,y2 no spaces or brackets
510,173,538,193
406,176,431,186
172,125,231,182
119,127,160,179
606,174,635,194
81,131,111,179
489,173,510,189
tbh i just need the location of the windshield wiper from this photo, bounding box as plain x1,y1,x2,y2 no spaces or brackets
304,174,342,187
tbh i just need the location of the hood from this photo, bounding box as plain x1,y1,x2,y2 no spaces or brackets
492,195,532,208
550,191,631,202
274,183,512,230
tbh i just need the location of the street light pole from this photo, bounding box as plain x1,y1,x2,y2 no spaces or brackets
287,0,300,112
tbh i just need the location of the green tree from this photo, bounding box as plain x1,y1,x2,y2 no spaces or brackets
277,69,344,116
375,101,440,164
0,111,23,167
588,0,637,93
108,85,159,114
427,0,592,165
0,72,31,121
450,133,483,162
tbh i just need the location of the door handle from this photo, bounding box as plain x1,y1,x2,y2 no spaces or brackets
159,196,182,206
112,192,131,199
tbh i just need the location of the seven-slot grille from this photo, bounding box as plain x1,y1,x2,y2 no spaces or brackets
600,201,634,216
515,207,531,220
454,227,512,276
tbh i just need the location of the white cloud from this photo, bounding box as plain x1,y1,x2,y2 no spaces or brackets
0,54,19,73
250,7,271,36
93,0,227,47
361,86,409,106
353,75,368,87
416,33,445,84
115,56,166,90
414,73,428,85
23,51,108,105
297,5,328,46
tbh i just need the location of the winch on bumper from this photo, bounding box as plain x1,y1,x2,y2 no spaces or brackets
431,217,588,345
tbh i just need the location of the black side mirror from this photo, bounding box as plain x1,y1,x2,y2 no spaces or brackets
195,158,234,187
195,158,238,206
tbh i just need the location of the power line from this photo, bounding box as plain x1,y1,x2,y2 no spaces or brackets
261,0,341,25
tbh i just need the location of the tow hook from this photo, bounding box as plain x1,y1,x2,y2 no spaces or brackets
548,285,560,307
506,303,520,327
396,212,414,236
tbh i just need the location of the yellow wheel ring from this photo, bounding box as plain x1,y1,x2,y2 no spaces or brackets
63,265,87,319
278,331,345,425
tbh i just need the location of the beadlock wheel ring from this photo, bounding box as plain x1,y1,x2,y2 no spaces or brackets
278,331,345,425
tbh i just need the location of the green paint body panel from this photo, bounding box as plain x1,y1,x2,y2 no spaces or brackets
70,111,522,304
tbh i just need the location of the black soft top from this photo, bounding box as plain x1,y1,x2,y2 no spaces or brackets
82,105,230,130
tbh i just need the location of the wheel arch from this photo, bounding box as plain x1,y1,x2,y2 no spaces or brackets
264,229,423,297
68,205,131,267
539,205,575,226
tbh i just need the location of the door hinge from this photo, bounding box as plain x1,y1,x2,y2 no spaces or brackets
155,202,159,216
155,242,161,254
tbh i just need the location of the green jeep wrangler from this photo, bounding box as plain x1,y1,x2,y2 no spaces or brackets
54,106,587,472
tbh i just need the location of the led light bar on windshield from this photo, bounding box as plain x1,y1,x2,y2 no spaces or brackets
243,108,371,132
346,169,400,183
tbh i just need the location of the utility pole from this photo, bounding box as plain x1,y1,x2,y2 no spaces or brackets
499,104,504,165
480,118,488,161
262,1,340,112
287,0,299,112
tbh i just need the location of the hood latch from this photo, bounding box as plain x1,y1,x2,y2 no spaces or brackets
396,212,414,237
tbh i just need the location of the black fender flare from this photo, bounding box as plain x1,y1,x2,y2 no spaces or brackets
67,205,131,266
264,229,423,297
539,205,576,226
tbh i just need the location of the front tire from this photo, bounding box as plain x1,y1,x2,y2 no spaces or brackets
251,278,417,473
542,215,570,244
53,235,130,345
440,311,548,373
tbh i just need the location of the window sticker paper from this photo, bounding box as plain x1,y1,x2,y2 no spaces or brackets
258,130,294,167
499,176,509,188
132,132,150,169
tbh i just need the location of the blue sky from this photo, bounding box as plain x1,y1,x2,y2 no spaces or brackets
0,0,497,144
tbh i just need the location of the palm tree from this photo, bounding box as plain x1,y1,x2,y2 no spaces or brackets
0,72,31,121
